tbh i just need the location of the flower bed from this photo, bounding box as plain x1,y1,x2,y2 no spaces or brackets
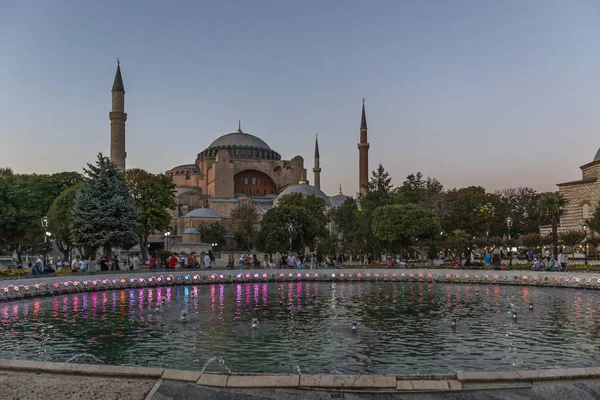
0,270,30,277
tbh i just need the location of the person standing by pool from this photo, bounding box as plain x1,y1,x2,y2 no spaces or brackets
558,250,567,271
168,253,178,269
286,253,297,269
79,258,88,273
149,254,158,270
132,254,140,270
484,251,492,268
71,255,81,272
238,254,244,270
204,252,212,268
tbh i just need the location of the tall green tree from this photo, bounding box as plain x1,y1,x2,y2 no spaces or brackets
198,222,226,249
231,202,260,250
330,197,360,253
275,193,329,241
47,184,82,261
125,168,176,260
448,229,470,261
559,230,586,261
258,205,318,253
371,204,440,256
0,170,82,263
496,187,541,235
536,192,567,256
71,153,140,258
354,164,397,257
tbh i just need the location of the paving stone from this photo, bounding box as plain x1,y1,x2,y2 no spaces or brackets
161,369,202,382
516,369,540,380
447,379,462,390
0,359,46,371
396,380,414,390
299,374,396,388
60,363,164,378
39,361,69,373
410,380,449,391
538,368,590,380
226,374,299,388
457,370,521,382
197,372,229,387
585,367,600,377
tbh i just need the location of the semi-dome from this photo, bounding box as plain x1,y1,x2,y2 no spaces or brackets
197,123,281,161
274,183,332,208
184,208,222,218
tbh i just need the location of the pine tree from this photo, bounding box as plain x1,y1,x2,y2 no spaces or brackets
71,153,140,258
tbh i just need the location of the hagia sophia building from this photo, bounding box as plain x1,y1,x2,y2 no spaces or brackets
109,63,369,251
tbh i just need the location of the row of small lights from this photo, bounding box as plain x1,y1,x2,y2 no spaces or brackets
0,272,598,299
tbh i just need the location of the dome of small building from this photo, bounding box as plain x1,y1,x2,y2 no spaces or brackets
183,227,200,234
184,208,222,218
274,183,332,208
329,193,350,208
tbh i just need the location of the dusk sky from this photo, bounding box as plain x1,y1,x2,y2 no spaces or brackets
1,1,599,196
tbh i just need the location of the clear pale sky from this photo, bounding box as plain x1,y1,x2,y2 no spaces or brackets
1,1,599,197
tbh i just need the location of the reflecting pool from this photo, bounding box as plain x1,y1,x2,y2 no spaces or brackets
1,282,599,374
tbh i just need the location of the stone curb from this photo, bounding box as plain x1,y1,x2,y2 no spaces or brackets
457,368,593,382
2,360,600,392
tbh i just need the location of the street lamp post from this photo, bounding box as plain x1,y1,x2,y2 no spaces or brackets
288,223,294,252
40,216,49,268
506,217,513,267
164,231,171,252
583,223,589,265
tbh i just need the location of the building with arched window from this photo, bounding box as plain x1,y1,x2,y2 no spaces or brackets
542,149,600,235
163,123,307,247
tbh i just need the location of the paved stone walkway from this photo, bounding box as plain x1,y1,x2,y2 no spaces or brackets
5,371,600,400
0,370,155,400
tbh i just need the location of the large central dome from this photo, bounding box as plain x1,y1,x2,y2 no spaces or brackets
208,132,271,150
197,124,281,161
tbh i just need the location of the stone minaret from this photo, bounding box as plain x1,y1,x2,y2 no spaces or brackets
313,134,321,189
358,98,369,194
110,61,127,171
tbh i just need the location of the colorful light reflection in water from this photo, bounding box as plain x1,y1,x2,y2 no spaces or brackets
1,283,600,375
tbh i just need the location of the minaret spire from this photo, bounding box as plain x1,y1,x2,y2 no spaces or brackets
358,98,370,194
237,120,243,134
339,183,342,195
110,60,127,171
313,134,321,189
360,97,367,130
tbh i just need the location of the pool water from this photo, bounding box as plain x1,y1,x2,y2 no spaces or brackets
1,282,599,374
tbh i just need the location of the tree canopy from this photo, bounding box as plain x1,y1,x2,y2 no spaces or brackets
125,168,176,259
71,153,140,257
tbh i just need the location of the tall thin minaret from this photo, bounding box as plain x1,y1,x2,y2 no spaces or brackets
358,98,369,194
110,60,127,171
313,134,321,189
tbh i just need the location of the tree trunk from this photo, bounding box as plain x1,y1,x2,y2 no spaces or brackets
103,243,111,258
61,249,70,263
140,236,149,261
552,216,558,256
